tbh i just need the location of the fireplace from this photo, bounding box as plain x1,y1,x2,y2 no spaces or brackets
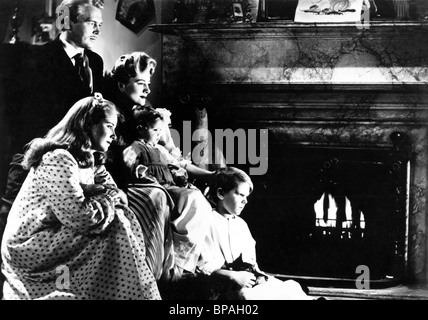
204,83,421,288
150,21,428,287
246,137,410,287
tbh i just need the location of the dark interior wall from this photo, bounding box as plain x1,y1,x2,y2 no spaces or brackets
0,1,15,43
1,0,46,44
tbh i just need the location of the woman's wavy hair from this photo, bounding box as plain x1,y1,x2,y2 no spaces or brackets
109,51,157,86
22,94,119,170
208,167,253,204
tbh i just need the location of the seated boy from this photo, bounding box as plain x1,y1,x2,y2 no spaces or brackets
196,167,315,300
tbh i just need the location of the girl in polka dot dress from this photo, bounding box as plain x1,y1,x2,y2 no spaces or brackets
1,95,160,300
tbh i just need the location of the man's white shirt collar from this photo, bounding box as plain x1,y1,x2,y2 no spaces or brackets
59,33,84,65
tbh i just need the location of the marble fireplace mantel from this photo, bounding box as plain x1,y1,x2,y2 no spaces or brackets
150,22,428,285
150,21,428,86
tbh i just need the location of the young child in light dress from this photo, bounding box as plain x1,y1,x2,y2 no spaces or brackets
122,107,215,283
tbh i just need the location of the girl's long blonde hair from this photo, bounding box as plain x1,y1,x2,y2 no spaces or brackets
22,95,119,169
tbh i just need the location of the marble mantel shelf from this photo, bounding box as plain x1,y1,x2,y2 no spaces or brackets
202,82,428,90
152,20,428,85
149,21,428,39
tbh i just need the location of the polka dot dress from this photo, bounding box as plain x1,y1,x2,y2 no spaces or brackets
1,149,161,300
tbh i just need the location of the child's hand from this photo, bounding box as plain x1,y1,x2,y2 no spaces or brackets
115,189,128,206
230,270,257,288
81,183,128,206
81,183,107,197
104,185,128,206
170,166,189,187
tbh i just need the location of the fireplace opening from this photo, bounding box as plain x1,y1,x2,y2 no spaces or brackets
244,133,411,288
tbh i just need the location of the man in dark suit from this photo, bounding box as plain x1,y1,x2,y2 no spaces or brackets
0,0,105,243
30,0,105,140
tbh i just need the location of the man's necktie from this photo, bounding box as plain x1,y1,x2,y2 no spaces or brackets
74,53,92,92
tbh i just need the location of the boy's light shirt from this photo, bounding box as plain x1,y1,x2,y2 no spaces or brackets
197,209,257,276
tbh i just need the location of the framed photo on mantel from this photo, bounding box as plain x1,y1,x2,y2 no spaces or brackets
259,0,299,20
226,0,260,23
259,0,422,21
294,0,364,23
233,2,245,19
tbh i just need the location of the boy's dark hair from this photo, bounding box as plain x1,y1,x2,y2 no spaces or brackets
208,167,253,203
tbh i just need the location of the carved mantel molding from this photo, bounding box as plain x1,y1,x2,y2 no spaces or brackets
150,21,428,40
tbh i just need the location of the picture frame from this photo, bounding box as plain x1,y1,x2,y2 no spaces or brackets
31,3,58,46
116,0,155,34
294,0,364,23
233,3,244,19
258,0,299,21
226,0,255,23
258,0,416,21
32,19,57,45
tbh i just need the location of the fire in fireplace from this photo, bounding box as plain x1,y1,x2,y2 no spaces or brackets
245,132,411,288
314,193,365,236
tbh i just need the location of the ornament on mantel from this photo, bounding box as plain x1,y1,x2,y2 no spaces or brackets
226,0,258,23
172,0,259,24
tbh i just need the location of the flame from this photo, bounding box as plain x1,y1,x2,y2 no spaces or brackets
314,192,365,229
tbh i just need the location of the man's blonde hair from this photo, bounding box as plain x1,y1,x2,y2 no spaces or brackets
58,0,104,23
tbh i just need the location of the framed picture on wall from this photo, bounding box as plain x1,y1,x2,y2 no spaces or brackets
32,17,58,45
116,0,155,33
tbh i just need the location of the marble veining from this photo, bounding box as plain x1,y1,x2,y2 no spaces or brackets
162,25,428,85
